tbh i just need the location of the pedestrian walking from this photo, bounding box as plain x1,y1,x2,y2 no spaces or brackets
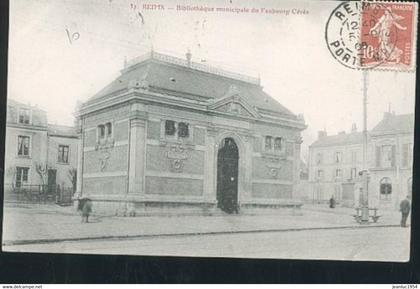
400,195,411,227
329,195,336,208
78,198,93,223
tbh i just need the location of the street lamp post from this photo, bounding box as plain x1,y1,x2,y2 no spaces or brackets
360,69,370,223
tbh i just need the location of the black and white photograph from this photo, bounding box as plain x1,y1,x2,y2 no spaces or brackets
1,0,418,263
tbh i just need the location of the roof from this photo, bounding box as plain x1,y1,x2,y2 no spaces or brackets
48,124,78,138
84,51,297,119
310,132,365,148
310,113,414,148
371,113,414,134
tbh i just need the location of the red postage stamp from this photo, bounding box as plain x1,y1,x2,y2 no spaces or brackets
360,2,418,70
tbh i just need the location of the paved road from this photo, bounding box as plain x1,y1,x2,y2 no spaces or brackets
4,226,410,261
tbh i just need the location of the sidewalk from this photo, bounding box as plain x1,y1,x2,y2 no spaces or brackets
2,203,403,246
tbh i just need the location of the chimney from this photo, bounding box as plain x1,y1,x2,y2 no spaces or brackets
351,123,357,133
318,130,327,139
186,49,192,67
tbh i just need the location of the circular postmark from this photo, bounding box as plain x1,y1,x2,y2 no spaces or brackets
325,1,399,69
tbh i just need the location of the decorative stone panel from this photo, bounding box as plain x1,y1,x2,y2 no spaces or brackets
146,144,204,174
83,176,127,195
252,157,293,180
252,183,293,199
194,127,206,146
145,176,203,196
286,142,294,156
84,129,96,147
147,121,161,140
84,145,128,173
114,121,129,141
253,136,262,152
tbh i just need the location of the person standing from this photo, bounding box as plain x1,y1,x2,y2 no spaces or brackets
400,195,411,227
78,198,93,223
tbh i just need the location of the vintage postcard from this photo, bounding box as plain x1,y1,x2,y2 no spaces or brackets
2,0,417,261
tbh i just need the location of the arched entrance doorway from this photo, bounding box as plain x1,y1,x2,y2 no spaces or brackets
216,138,239,214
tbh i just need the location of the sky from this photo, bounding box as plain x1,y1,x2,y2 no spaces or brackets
8,0,416,155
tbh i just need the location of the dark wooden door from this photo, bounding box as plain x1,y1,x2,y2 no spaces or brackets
217,138,239,214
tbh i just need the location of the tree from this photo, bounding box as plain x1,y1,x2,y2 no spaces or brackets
35,163,48,185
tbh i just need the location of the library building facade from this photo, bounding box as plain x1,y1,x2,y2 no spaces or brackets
76,51,306,215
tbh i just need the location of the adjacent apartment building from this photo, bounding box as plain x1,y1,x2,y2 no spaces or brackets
76,51,306,216
308,112,414,209
3,99,78,197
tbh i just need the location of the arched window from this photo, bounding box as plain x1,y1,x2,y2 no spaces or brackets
380,177,392,200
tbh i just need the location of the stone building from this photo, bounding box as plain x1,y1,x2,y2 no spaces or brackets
308,112,414,209
76,51,306,216
4,99,79,197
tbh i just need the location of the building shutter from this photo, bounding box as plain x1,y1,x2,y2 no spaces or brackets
391,145,396,167
402,143,409,167
375,146,381,167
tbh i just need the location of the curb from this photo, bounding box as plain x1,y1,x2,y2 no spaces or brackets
2,224,402,247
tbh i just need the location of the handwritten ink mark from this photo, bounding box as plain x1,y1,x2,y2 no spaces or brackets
138,12,145,24
66,29,80,44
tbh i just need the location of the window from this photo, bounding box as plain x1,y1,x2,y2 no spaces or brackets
317,169,324,181
380,177,392,200
335,169,342,178
165,120,176,136
17,136,30,156
106,122,112,137
58,145,69,163
18,108,30,124
98,125,105,139
15,167,29,188
178,122,189,138
380,145,395,168
265,136,273,150
335,152,342,163
274,137,283,151
316,153,323,165
402,143,413,167
350,168,357,180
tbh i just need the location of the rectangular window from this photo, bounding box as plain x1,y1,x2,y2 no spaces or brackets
165,120,176,136
17,136,30,156
402,143,413,167
18,108,30,124
265,136,273,150
58,145,69,163
98,125,105,139
106,122,112,137
178,122,189,138
274,137,283,151
317,169,324,180
16,167,29,188
335,152,342,163
335,169,342,178
350,168,357,179
381,145,394,168
316,153,323,165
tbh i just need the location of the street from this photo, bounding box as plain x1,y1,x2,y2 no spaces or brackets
4,226,410,262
